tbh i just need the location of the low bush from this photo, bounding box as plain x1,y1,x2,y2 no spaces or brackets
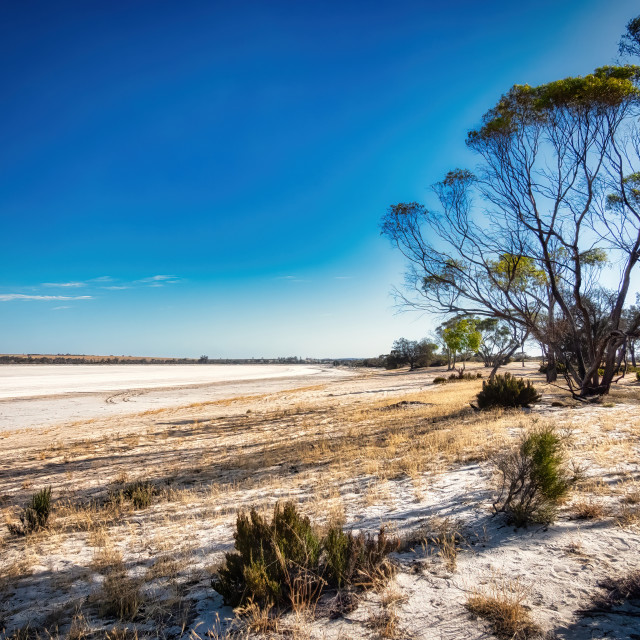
99,565,143,621
476,373,540,410
538,362,566,374
122,481,155,509
637,371,640,382
213,502,398,609
433,372,482,386
449,372,482,381
324,525,396,589
109,480,156,509
493,427,576,526
7,487,52,535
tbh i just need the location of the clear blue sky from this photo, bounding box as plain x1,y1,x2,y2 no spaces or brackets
1,0,638,358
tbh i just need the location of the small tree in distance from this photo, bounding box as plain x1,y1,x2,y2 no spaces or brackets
442,318,481,377
391,338,421,370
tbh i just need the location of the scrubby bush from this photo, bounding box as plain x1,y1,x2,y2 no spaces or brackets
433,372,482,386
637,371,640,382
213,502,398,608
493,427,576,526
214,502,322,607
99,565,143,621
324,525,396,589
8,487,52,535
109,480,156,509
538,362,566,374
476,373,540,410
123,481,155,509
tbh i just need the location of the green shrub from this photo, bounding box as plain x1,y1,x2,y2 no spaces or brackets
493,427,576,526
433,372,481,385
476,373,540,410
538,362,566,374
213,502,322,607
637,371,640,382
324,525,396,589
123,481,155,509
8,487,52,535
213,502,397,608
110,480,156,509
449,372,479,381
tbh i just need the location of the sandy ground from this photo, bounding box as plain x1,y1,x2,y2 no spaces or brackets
1,363,639,639
0,364,352,431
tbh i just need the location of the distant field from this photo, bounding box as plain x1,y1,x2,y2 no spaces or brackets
0,363,352,430
0,363,333,400
1,353,180,361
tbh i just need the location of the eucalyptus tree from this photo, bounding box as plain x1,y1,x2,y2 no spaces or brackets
620,299,640,368
391,337,421,370
620,15,640,58
382,61,640,397
476,317,529,380
442,317,481,376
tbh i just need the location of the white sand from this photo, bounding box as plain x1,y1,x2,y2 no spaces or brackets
0,364,336,399
1,364,639,639
0,364,352,431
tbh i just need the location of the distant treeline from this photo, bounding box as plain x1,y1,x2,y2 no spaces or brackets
0,354,360,365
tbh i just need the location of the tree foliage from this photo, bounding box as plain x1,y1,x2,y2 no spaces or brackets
442,317,481,375
620,15,640,59
476,317,528,378
388,337,438,369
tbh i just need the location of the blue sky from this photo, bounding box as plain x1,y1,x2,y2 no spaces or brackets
1,0,639,358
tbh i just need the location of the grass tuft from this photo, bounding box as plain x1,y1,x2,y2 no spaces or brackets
466,578,541,639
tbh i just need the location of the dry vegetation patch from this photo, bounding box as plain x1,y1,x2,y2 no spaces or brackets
1,366,640,638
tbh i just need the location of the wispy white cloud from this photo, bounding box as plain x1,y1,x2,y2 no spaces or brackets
135,275,180,285
42,276,113,287
0,294,93,302
275,275,309,283
52,306,71,310
334,276,353,280
8,274,182,299
42,281,86,288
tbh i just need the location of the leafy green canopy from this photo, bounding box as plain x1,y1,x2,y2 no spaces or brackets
469,66,640,142
443,318,481,355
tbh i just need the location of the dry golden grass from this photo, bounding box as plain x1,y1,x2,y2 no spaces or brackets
466,577,541,639
96,565,143,622
1,367,639,637
366,584,410,640
572,498,607,520
423,517,464,571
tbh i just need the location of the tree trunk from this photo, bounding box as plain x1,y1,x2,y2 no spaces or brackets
546,351,557,383
488,340,526,382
